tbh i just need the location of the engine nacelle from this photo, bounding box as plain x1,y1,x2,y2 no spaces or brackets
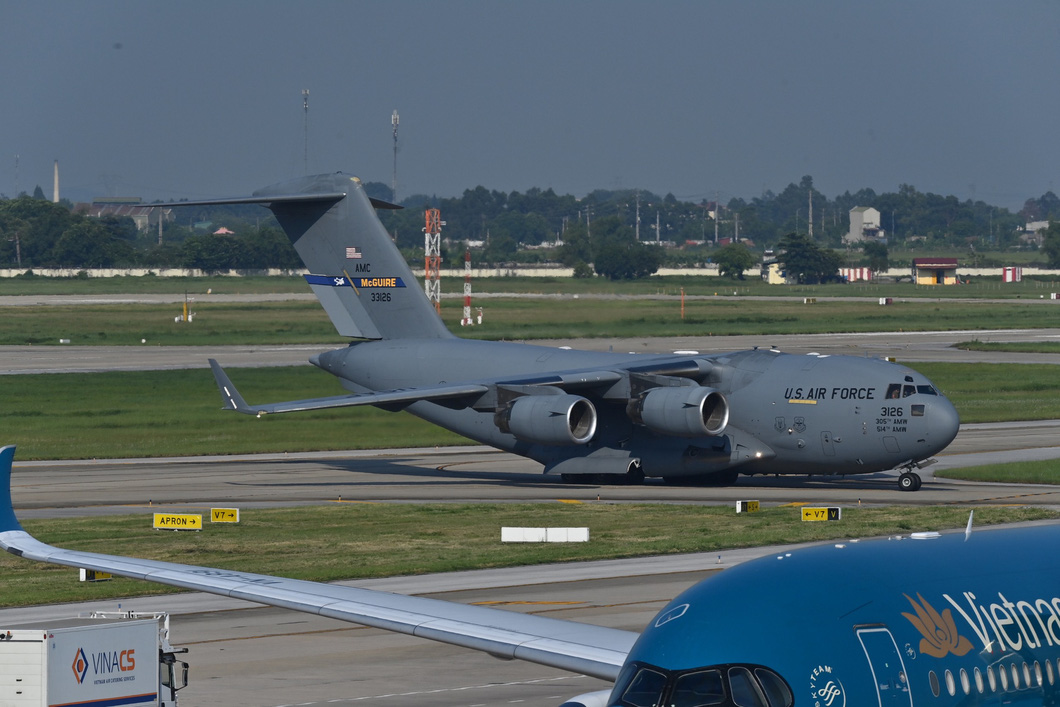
629,386,729,437
558,689,612,707
497,394,597,446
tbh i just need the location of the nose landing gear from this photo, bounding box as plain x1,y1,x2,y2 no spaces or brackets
898,471,922,492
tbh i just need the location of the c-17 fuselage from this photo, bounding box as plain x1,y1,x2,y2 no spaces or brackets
310,337,957,490
164,172,957,491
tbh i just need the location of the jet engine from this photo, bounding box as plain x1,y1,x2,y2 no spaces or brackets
497,394,597,446
628,386,729,437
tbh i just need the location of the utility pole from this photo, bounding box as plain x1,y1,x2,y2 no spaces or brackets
391,110,399,202
808,190,814,238
635,192,641,241
302,89,310,175
714,191,720,245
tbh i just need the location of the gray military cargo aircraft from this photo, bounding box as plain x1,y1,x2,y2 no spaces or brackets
174,172,958,491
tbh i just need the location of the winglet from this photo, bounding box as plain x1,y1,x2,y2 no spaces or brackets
0,445,23,533
208,359,253,414
964,510,974,541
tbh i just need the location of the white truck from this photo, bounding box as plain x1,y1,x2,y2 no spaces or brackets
0,611,188,707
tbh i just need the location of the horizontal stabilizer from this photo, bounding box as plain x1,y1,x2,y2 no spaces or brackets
151,192,400,210
154,192,347,208
208,359,487,415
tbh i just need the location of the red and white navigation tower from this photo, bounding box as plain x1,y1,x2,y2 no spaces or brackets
424,208,442,314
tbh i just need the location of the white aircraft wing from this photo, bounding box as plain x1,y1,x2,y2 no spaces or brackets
0,445,635,681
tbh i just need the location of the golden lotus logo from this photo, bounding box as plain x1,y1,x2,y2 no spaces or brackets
902,593,974,658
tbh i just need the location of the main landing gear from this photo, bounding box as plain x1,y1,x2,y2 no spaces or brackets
898,471,922,492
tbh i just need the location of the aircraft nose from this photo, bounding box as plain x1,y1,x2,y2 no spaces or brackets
930,395,960,451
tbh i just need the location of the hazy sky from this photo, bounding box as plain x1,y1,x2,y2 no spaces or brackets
3,1,1057,210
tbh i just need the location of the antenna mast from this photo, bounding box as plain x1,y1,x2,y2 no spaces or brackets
391,110,399,201
302,89,310,175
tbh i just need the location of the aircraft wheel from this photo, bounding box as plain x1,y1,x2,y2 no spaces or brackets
624,461,645,486
710,469,740,486
662,470,739,486
898,472,921,492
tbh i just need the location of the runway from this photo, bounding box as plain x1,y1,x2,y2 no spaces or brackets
5,327,1060,706
3,328,1060,374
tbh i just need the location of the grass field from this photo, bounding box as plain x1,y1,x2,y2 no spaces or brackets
2,295,1059,345
936,460,1060,484
2,367,469,460
4,273,1060,299
2,503,1054,607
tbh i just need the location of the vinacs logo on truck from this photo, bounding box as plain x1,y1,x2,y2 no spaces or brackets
71,645,136,684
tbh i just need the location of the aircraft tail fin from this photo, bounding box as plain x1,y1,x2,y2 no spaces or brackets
0,445,22,532
172,173,451,340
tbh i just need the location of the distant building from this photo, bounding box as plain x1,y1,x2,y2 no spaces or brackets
912,257,959,285
762,261,795,285
844,206,885,244
839,267,872,282
75,198,172,232
1020,220,1049,247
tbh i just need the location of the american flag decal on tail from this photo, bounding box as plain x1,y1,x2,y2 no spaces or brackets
345,247,362,259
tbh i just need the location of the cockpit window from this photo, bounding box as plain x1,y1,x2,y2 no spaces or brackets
728,667,768,707
671,669,726,706
754,668,793,706
902,385,915,398
610,662,793,707
619,666,668,707
916,384,938,396
886,384,902,399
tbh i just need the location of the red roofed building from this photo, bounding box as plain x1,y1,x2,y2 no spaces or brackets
912,257,958,285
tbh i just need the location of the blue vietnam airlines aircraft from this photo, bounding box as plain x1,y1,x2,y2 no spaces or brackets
4,445,1059,706
162,172,957,491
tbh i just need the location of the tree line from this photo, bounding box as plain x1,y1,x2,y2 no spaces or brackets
2,176,1058,275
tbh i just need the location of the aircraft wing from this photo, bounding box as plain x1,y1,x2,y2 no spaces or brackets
208,355,712,416
0,446,635,681
209,360,488,415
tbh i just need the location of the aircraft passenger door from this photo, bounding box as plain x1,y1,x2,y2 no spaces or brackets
856,627,912,707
